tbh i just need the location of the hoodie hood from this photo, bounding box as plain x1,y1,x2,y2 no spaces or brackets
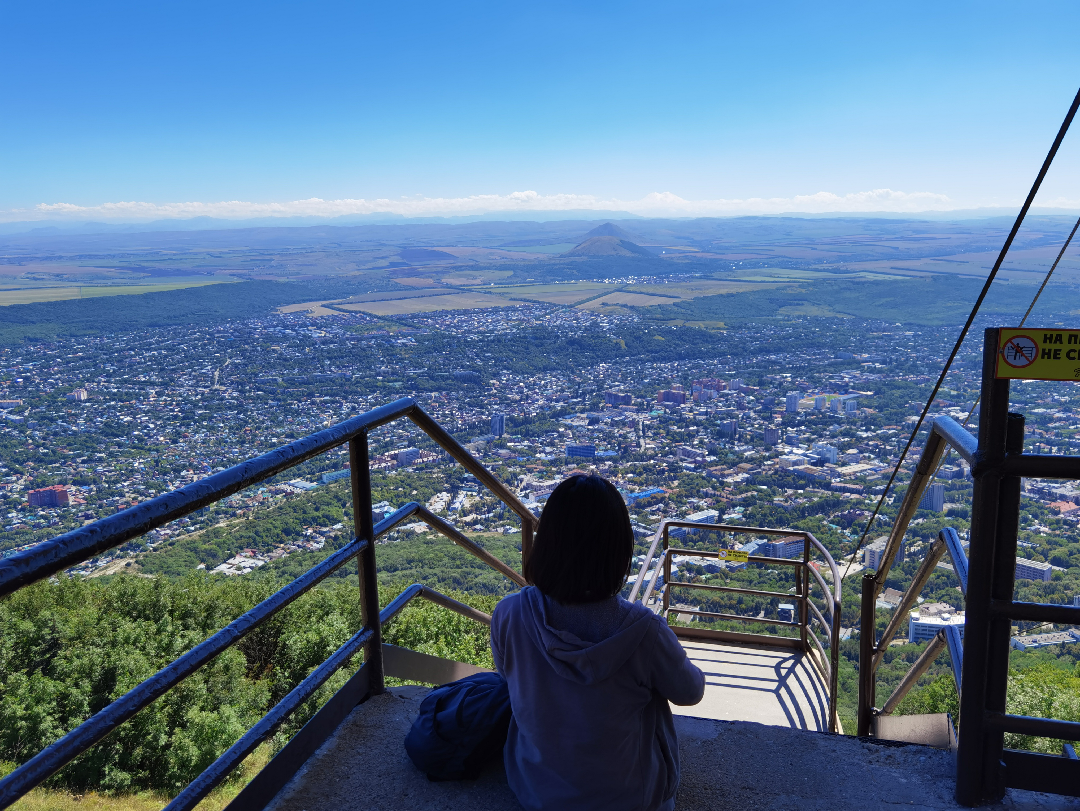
519,587,654,685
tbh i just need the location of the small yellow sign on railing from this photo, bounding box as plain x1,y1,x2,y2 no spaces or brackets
996,328,1080,380
717,548,749,563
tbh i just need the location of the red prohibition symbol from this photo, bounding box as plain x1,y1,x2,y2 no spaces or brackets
1001,335,1038,368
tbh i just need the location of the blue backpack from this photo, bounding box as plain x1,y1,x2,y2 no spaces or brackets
404,672,512,781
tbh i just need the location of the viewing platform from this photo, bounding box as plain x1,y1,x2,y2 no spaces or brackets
266,686,1079,811
679,639,830,731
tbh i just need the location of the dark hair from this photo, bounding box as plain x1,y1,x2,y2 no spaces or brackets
524,474,633,604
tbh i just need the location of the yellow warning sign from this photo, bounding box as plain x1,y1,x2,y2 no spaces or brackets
716,548,749,563
996,328,1080,381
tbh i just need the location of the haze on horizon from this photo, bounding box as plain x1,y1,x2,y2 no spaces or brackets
4,1,1080,223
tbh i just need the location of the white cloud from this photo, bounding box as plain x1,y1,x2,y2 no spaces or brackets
2,188,971,223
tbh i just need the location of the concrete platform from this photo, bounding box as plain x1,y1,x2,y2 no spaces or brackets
676,639,830,731
266,687,1080,811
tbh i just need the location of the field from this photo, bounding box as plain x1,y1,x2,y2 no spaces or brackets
338,291,524,315
0,280,233,306
277,278,801,318
581,291,679,309
483,282,615,305
5,745,271,811
494,243,576,254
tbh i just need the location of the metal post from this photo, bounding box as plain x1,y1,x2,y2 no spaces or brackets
799,537,809,653
662,525,671,617
350,433,384,695
857,571,878,737
983,414,1024,787
521,516,534,573
955,328,1010,806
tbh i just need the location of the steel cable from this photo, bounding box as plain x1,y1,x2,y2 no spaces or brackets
840,85,1080,583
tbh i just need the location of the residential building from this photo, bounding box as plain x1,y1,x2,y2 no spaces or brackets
718,420,738,439
396,447,421,467
918,483,945,512
1015,557,1053,582
27,485,71,507
66,388,88,402
777,603,796,623
814,395,827,411
909,604,965,643
657,389,686,405
760,535,804,560
491,414,506,437
764,427,780,446
785,392,800,413
672,509,721,539
811,444,839,465
677,446,706,462
864,535,904,569
565,444,596,459
604,391,632,406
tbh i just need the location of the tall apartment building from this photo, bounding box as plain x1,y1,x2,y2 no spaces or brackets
763,427,780,446
66,388,88,402
491,414,506,437
785,392,801,413
863,535,905,569
28,485,71,507
918,483,945,512
604,391,632,406
760,535,804,560
1015,557,1053,582
657,389,686,405
395,447,421,467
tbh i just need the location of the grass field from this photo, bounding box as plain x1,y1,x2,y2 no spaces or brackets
482,282,615,304
0,280,232,306
5,745,270,811
494,243,576,254
580,291,680,309
625,280,781,298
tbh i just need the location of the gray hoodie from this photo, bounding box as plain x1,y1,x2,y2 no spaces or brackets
491,587,705,811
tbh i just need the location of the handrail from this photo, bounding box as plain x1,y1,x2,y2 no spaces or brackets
162,580,494,811
0,397,537,598
857,417,977,737
871,535,947,670
879,631,948,716
630,519,842,733
0,401,534,810
380,582,493,626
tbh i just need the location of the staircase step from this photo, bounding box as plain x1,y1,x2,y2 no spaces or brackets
677,639,830,731
872,713,957,750
263,686,1079,811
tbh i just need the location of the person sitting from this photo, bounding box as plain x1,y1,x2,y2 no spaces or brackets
491,474,705,811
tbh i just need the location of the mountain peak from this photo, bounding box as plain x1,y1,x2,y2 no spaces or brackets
580,222,641,242
562,235,654,257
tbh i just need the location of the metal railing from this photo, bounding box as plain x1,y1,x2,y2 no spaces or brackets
856,328,1080,804
0,397,536,811
630,520,842,733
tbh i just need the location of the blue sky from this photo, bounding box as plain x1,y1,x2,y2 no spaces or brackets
3,1,1080,220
